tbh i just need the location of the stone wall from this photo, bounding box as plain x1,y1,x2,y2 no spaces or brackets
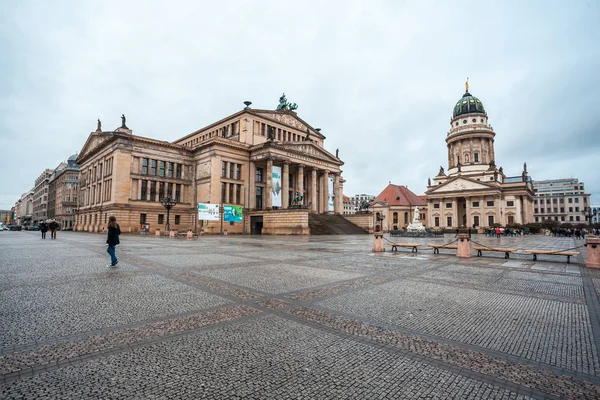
343,212,372,232
261,209,310,235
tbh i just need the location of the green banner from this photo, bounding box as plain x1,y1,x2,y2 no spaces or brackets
224,205,243,223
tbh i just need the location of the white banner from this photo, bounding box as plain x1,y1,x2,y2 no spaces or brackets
272,166,282,207
328,177,334,211
198,203,219,221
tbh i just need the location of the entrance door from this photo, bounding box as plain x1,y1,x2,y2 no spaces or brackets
250,216,263,235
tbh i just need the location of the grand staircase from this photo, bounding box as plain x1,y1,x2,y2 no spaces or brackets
308,213,368,235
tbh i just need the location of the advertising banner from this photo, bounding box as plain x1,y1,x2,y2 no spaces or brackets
271,165,282,207
198,203,219,221
328,177,334,211
224,205,243,223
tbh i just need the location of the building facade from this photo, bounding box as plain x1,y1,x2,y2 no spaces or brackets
370,184,427,232
351,194,375,212
48,155,80,229
532,178,591,224
426,82,535,229
76,97,345,234
15,190,33,226
33,169,53,225
591,205,600,225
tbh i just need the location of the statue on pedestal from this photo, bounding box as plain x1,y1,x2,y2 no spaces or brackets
96,119,102,132
121,114,128,129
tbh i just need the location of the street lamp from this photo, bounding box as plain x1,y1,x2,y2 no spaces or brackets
160,196,177,232
582,206,598,231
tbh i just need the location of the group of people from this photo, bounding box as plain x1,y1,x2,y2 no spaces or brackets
545,227,598,239
39,219,59,239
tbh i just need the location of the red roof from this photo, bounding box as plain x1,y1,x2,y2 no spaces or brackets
343,195,351,203
372,184,427,206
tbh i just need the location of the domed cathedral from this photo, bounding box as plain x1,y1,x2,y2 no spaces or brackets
425,80,534,230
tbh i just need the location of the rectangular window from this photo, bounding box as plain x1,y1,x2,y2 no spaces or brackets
433,203,440,209
568,198,573,203
560,198,564,203
474,153,479,162
575,198,579,203
229,183,234,203
256,167,263,182
487,201,494,207
167,183,173,198
546,199,550,204
560,207,564,213
176,164,182,179
175,184,181,202
553,198,557,204
221,182,226,202
159,182,165,200
447,217,452,227
229,163,234,179
569,207,573,212
150,160,157,176
561,216,565,221
150,181,157,201
434,216,440,227
141,180,148,200
175,215,180,225
472,201,479,207
446,203,452,208
535,217,539,222
256,187,263,210
158,214,164,224
236,164,241,180
488,215,494,226
473,215,480,226
168,162,174,178
534,208,538,213
576,216,580,221
236,184,241,204
553,207,558,213
575,206,579,212
506,201,514,207
159,161,165,177
140,213,147,224
570,216,574,221
534,200,538,205
222,161,227,178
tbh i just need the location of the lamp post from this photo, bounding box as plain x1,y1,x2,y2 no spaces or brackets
160,196,177,232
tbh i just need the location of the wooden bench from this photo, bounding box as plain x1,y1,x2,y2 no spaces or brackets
388,243,421,253
523,249,580,263
473,246,518,259
428,244,458,254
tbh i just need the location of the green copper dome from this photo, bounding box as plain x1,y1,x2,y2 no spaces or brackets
453,91,486,117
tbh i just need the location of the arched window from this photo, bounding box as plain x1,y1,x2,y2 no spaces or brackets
393,212,398,224
474,152,479,162
404,212,408,224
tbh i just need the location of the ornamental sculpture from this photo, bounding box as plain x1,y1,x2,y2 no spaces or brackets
276,93,298,111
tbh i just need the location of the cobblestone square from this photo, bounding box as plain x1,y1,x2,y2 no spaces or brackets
1,231,599,399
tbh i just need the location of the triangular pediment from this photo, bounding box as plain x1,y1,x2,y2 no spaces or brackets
428,176,497,194
250,110,324,139
78,132,113,161
277,142,341,164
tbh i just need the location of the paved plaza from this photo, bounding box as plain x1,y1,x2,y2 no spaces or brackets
1,231,600,399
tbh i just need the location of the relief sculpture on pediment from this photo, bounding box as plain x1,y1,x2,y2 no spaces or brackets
263,113,306,131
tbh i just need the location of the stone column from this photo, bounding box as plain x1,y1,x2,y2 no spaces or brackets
452,198,457,228
333,174,342,214
297,165,304,203
323,170,330,213
311,168,318,212
496,195,502,225
282,162,290,208
338,177,345,214
248,161,256,209
465,196,471,227
265,159,273,210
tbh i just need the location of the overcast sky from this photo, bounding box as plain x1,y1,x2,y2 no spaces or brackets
1,0,599,210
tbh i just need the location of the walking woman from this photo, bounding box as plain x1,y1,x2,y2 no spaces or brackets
106,216,121,267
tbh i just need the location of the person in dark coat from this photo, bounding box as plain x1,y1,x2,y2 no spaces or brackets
106,216,121,267
39,221,48,239
49,219,59,239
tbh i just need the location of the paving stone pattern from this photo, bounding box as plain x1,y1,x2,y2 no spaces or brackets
0,231,598,399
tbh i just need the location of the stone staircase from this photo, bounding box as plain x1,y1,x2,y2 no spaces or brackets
308,213,368,235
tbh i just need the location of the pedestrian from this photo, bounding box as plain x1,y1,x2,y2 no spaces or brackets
49,219,59,239
39,221,48,239
106,216,121,267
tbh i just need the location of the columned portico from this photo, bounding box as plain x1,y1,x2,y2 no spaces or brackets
465,196,471,227
265,158,273,210
297,164,304,204
323,170,330,214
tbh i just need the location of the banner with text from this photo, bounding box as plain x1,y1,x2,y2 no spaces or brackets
198,203,219,221
328,177,334,211
224,205,243,223
271,166,282,207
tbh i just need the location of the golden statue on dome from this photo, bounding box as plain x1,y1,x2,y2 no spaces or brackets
465,77,469,92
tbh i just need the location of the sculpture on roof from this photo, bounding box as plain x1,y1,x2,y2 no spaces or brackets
121,114,128,129
96,119,102,132
439,166,445,175
359,200,370,211
428,177,431,186
523,162,527,172
335,149,339,158
267,126,275,142
305,127,312,142
276,93,298,111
